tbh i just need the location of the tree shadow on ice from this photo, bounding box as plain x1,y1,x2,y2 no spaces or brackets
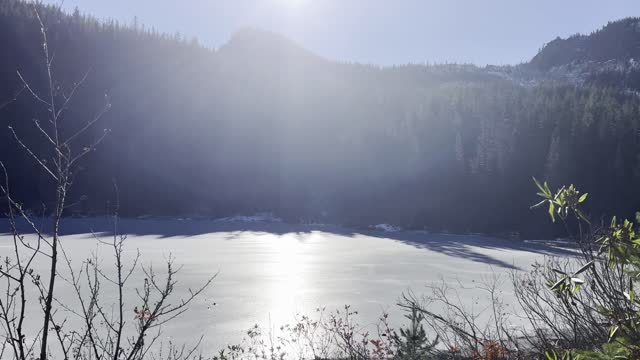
0,217,349,238
360,230,576,270
1,218,575,270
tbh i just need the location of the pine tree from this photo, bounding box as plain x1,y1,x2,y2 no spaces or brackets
395,308,438,360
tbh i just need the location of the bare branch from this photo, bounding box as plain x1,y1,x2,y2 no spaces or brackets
64,100,111,148
16,71,51,108
8,126,58,181
0,86,26,111
55,70,90,120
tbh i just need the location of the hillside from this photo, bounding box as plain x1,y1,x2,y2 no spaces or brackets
1,1,639,237
527,17,640,90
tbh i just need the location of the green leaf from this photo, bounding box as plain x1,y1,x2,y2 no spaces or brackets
554,186,565,201
531,199,546,209
609,248,616,268
608,325,619,342
550,276,566,291
533,177,545,192
578,193,588,203
552,268,567,275
548,202,556,223
533,177,552,198
544,182,552,196
574,260,594,275
572,282,582,293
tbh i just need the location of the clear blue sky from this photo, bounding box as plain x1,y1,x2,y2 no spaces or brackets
46,0,640,66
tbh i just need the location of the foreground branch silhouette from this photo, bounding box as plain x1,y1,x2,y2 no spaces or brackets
0,6,214,360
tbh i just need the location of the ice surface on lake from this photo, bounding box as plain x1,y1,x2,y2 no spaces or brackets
0,218,574,355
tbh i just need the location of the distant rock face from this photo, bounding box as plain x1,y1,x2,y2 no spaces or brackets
525,17,640,91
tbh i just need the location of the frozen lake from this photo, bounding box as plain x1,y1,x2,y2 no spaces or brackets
0,218,573,355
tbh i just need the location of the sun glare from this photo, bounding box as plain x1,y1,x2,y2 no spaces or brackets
263,232,315,327
279,0,308,10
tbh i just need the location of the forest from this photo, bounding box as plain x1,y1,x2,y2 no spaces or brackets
1,0,640,237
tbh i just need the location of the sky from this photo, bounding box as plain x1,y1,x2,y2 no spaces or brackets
45,0,640,66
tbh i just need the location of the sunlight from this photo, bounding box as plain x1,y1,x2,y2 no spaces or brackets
277,0,308,10
266,233,308,324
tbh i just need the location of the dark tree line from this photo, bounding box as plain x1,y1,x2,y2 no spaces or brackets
1,1,639,237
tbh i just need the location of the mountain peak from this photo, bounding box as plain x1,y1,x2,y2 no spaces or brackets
227,28,295,47
529,17,640,70
219,28,321,64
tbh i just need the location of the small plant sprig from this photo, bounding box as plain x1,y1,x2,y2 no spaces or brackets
533,179,640,356
531,177,589,224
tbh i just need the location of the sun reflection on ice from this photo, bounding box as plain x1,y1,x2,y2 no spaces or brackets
265,232,309,326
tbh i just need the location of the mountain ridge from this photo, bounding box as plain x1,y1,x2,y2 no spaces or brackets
530,17,640,70
522,17,640,91
221,20,640,92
